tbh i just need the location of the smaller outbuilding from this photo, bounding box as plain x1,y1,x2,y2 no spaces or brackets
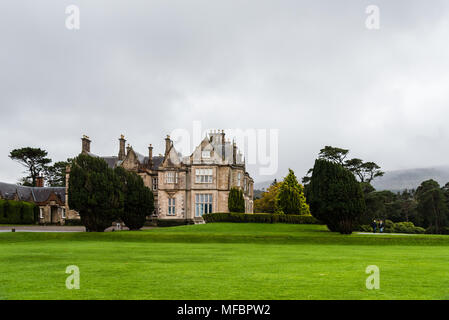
0,179,77,225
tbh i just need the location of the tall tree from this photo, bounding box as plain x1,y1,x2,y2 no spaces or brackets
9,147,52,186
68,154,124,232
442,183,449,208
344,158,364,181
254,181,282,213
275,169,310,215
345,159,384,183
307,159,365,234
318,146,350,165
416,180,449,233
115,167,154,230
360,162,384,183
46,159,72,187
304,146,384,185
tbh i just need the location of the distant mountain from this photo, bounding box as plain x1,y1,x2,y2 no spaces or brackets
372,166,449,191
254,180,276,191
254,166,449,194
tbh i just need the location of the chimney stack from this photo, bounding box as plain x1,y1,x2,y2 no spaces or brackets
232,140,237,165
36,176,44,188
221,130,226,161
148,144,153,168
165,135,172,155
81,135,91,154
118,134,126,160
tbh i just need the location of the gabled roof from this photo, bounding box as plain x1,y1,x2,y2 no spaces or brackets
86,150,162,170
162,143,183,167
189,133,244,165
101,156,120,169
0,181,65,204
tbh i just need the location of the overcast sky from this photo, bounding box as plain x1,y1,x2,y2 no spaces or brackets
1,0,449,184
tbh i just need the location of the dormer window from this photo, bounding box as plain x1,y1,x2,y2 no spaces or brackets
202,150,211,158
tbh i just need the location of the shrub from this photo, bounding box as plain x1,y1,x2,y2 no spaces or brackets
20,202,35,224
64,219,84,226
357,225,373,232
202,212,320,224
228,187,245,213
356,220,425,234
156,219,192,227
0,200,36,224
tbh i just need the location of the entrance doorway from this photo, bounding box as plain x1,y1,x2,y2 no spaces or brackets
50,207,59,224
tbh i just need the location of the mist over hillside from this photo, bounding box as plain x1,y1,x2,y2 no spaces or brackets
254,166,449,193
254,180,276,191
371,166,449,191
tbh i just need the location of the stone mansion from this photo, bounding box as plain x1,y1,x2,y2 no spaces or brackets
73,131,254,223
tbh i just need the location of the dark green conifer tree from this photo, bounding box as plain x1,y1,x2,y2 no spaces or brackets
307,159,365,234
115,167,154,230
68,154,124,232
228,187,245,213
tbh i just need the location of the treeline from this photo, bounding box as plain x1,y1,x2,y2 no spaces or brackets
69,154,154,232
305,146,449,234
256,145,449,235
361,180,449,234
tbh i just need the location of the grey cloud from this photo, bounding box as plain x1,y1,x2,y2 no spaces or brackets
1,0,449,183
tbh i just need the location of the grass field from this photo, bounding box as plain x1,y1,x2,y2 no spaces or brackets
1,223,449,300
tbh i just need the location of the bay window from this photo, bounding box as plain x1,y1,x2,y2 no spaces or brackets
195,194,213,217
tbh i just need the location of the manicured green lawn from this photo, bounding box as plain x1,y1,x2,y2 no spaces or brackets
1,223,449,300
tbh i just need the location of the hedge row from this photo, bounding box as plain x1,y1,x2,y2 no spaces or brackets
156,219,194,227
0,199,37,224
357,220,425,234
64,219,84,226
203,213,320,224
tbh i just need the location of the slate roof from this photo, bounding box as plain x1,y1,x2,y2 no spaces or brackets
88,152,164,171
101,156,120,169
0,181,65,203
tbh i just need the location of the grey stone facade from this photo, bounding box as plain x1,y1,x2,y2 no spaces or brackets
77,131,254,222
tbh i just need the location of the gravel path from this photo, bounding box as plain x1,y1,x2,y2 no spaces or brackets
356,232,416,236
0,225,156,232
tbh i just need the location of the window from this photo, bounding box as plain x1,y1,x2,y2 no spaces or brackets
195,168,213,183
39,208,43,219
61,208,66,219
168,198,176,216
195,194,213,217
165,171,178,183
237,172,241,187
152,177,158,190
202,150,211,158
